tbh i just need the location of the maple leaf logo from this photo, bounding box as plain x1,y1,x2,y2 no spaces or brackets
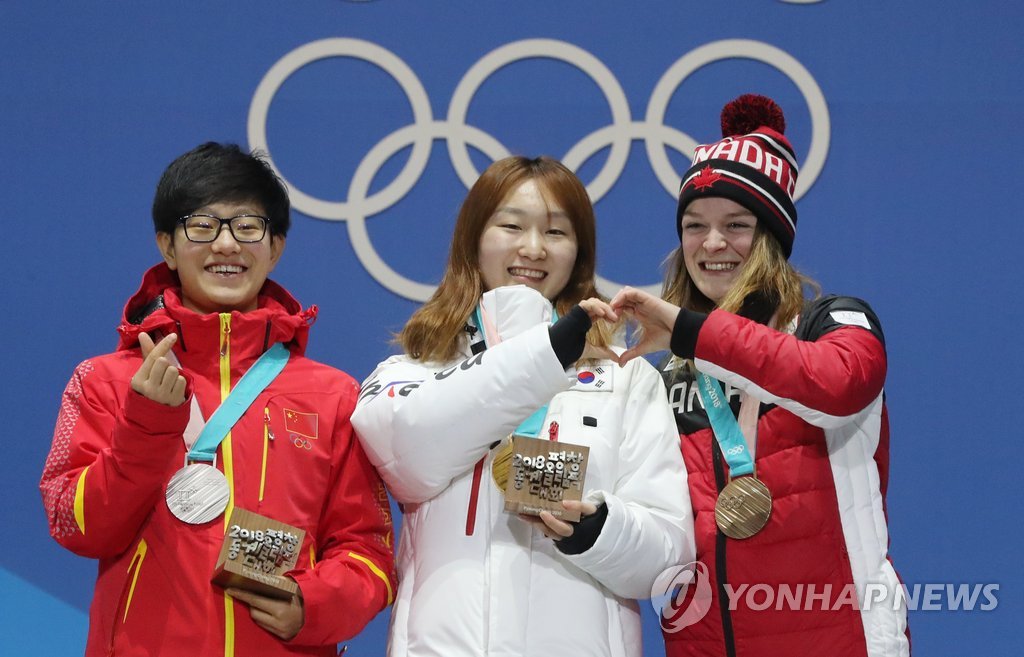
691,166,722,191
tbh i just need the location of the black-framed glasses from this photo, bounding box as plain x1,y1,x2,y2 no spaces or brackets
177,214,269,243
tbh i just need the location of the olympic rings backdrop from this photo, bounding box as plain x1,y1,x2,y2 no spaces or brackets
3,2,1021,655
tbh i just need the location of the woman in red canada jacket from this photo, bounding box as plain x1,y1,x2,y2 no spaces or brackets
610,96,910,657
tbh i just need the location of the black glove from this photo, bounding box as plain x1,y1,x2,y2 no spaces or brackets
669,308,708,359
554,502,609,555
548,305,592,367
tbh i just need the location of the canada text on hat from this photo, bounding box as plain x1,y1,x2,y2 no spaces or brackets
690,132,797,198
676,94,800,258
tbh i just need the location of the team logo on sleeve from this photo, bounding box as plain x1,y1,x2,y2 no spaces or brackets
359,378,424,403
829,310,871,330
284,409,319,440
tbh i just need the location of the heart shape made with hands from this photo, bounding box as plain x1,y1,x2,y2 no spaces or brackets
578,288,682,367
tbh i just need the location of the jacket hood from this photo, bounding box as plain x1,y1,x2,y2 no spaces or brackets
116,263,317,354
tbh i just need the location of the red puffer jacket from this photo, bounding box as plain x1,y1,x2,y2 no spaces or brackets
41,263,395,657
661,296,909,657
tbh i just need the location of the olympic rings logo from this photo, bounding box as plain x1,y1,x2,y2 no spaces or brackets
248,38,830,301
291,435,313,450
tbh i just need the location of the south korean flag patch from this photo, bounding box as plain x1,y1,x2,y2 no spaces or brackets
570,364,614,392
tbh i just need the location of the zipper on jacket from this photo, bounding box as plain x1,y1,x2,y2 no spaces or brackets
218,314,236,523
260,406,271,503
174,320,187,352
108,538,148,655
711,438,737,657
218,314,236,657
262,319,272,352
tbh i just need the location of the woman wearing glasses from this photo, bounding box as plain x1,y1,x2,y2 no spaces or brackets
40,143,395,656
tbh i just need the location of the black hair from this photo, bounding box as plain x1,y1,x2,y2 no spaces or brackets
151,142,290,236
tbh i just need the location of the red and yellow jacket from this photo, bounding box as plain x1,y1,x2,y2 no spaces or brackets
40,264,395,657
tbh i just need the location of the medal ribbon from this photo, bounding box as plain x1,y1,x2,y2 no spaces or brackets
695,371,755,477
187,343,290,462
472,303,558,438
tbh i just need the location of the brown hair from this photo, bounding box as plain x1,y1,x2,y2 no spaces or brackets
662,224,818,330
399,156,610,362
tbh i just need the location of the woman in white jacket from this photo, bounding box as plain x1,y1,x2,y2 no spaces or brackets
352,156,694,657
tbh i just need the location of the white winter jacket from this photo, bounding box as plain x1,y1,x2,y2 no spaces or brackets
352,287,694,657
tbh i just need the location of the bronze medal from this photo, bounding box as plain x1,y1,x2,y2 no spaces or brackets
166,463,230,524
715,476,772,539
491,437,514,492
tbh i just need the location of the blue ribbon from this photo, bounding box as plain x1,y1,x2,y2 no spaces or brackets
514,406,549,439
188,343,290,462
694,371,754,477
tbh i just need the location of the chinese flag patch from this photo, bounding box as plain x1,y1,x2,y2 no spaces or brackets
284,409,319,439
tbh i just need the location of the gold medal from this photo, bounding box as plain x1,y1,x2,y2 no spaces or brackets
491,437,514,492
715,476,772,539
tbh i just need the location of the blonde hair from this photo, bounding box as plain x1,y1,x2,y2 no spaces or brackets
662,224,818,330
399,156,611,362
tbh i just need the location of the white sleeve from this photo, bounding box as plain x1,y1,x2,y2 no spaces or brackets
562,358,695,600
351,324,572,504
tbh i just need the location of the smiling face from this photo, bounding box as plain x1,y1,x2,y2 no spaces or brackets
477,178,579,301
680,196,757,305
157,200,285,315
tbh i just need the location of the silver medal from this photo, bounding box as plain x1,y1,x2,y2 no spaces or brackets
166,463,229,524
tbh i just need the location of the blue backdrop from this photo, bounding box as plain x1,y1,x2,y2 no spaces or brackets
3,1,1021,655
